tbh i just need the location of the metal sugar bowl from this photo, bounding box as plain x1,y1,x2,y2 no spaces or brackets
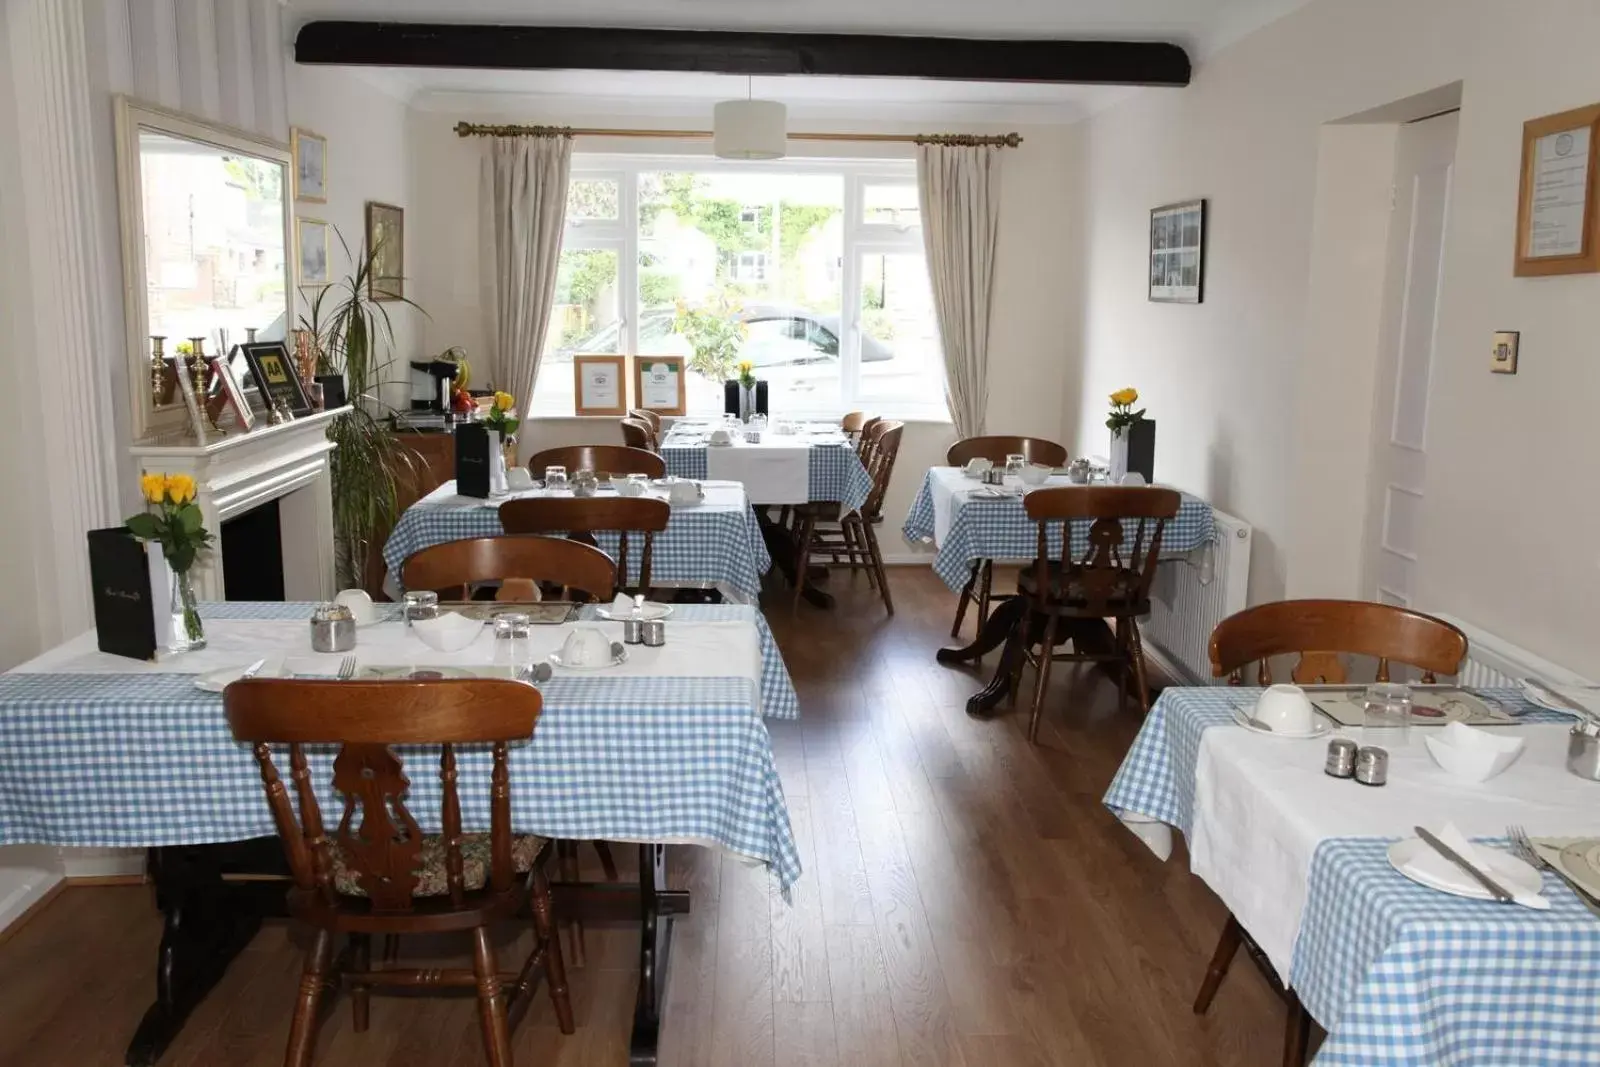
310,603,357,653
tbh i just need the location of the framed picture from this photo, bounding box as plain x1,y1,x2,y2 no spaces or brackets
239,341,312,417
291,127,326,203
1149,199,1207,304
1491,331,1520,374
633,355,686,416
296,216,330,288
573,354,628,416
365,201,404,301
208,353,256,430
1515,103,1600,277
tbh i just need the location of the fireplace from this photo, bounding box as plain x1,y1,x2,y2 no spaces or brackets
221,499,285,601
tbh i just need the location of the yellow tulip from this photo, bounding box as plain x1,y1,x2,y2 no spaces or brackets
165,473,197,505
140,473,166,503
1110,388,1139,407
493,390,514,412
738,360,754,373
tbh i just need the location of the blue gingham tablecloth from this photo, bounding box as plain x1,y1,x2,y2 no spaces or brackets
383,481,770,601
1296,836,1600,1065
0,602,802,890
661,439,871,512
1104,687,1585,1063
902,468,1215,591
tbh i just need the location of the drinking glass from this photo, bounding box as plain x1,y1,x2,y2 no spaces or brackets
1362,681,1412,745
543,465,568,491
1006,454,1026,476
492,612,533,677
402,590,439,628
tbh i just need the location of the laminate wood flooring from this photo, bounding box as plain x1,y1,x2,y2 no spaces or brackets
0,567,1284,1066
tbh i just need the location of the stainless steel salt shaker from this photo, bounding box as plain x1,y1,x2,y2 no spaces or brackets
641,619,666,647
1353,746,1389,787
1325,738,1358,779
310,603,356,653
622,618,646,645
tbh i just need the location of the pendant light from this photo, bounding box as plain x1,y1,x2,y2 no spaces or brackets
713,77,786,160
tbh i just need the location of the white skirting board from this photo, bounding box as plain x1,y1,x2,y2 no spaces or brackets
0,846,63,934
61,847,146,879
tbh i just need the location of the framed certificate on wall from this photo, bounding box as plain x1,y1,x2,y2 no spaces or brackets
573,354,627,416
1515,102,1600,277
633,355,686,416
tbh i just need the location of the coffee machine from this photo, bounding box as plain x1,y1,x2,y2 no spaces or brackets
399,359,458,429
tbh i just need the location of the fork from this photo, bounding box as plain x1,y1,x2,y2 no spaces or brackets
1508,825,1600,917
337,655,357,681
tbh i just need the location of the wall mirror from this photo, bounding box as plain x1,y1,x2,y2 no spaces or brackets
114,96,292,441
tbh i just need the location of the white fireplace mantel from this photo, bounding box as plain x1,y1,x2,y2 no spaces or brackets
128,407,348,602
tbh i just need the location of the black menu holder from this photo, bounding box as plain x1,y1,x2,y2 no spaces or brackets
755,380,769,416
723,380,741,417
315,373,347,410
455,423,491,498
87,527,158,661
1128,420,1156,484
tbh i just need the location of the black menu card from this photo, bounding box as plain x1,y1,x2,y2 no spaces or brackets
87,527,158,661
455,423,491,498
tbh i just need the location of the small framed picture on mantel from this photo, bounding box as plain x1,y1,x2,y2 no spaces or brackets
1149,199,1206,304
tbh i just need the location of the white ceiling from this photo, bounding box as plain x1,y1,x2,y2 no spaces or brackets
287,0,1315,123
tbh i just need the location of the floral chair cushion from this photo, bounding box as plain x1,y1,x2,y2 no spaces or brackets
330,833,546,898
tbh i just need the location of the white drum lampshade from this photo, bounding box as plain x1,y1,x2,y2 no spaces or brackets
713,99,787,160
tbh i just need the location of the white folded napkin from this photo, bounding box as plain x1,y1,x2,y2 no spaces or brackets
610,593,640,616
1406,822,1550,909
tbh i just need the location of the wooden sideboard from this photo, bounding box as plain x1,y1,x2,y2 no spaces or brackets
362,429,455,597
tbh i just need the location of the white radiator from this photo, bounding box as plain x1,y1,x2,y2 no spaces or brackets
1141,509,1253,685
1430,614,1593,689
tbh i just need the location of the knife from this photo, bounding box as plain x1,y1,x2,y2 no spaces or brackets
1415,826,1513,903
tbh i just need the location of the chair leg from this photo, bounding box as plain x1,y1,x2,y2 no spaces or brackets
1128,619,1153,711
556,839,585,967
381,934,400,966
862,522,893,615
844,521,874,587
470,926,513,1067
976,561,993,631
1283,994,1312,1067
349,933,371,1033
952,560,979,637
531,865,576,1035
1193,915,1244,1014
593,840,619,880
284,927,334,1067
792,513,816,613
1026,615,1060,744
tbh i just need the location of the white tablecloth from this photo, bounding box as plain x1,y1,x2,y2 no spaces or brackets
703,441,812,504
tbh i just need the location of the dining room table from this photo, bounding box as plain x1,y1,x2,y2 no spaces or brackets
0,599,799,1067
1103,683,1600,1065
903,466,1215,715
383,478,771,603
660,418,873,607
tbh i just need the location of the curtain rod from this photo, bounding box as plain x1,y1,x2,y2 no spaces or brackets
452,122,1022,148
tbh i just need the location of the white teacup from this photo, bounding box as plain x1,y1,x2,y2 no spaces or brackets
616,478,645,497
1019,464,1051,487
1252,684,1315,734
666,479,702,505
559,627,612,667
506,467,534,491
333,587,377,625
964,457,993,476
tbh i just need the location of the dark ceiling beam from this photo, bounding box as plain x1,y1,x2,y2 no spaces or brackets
293,22,1191,88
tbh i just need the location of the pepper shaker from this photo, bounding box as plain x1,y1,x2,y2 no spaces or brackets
1354,746,1389,787
622,618,646,645
641,619,666,647
1325,738,1358,779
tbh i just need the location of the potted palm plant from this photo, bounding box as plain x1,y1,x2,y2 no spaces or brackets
299,230,423,589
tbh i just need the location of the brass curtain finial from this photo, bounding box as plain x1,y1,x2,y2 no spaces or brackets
453,121,1022,148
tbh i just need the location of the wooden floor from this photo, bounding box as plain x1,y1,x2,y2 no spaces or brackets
0,567,1284,1066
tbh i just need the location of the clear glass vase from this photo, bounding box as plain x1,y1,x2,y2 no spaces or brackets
168,568,206,653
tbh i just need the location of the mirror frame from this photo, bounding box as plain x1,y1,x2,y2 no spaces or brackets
113,95,294,442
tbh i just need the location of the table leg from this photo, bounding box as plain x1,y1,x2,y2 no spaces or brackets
755,508,834,609
936,598,1027,717
125,844,284,1066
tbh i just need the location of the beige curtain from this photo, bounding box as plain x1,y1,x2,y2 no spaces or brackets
916,144,1002,438
480,134,572,439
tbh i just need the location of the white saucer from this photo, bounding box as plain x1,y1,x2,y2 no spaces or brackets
549,648,628,671
594,602,673,622
1228,706,1333,740
1387,838,1542,901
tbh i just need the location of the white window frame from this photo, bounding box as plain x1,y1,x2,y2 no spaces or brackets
538,154,947,422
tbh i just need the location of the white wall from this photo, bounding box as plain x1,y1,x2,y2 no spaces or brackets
1072,0,1600,675
408,106,1083,555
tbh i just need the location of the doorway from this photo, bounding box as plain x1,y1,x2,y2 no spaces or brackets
1362,111,1459,606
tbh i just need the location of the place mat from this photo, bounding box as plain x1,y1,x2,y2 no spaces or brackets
1305,686,1515,727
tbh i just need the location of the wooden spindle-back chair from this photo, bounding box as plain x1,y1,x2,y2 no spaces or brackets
1015,486,1180,742
401,535,617,604
498,496,671,596
627,408,662,437
226,677,574,1067
618,417,658,453
527,443,664,479
792,420,904,615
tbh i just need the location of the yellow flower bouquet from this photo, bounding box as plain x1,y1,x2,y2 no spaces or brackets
1106,387,1146,435
737,359,757,390
126,473,213,649
484,389,519,443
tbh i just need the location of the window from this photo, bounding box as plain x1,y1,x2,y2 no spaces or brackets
532,158,944,419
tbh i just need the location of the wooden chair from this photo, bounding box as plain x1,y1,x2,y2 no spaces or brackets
840,411,867,443
619,417,657,453
945,436,1070,639
528,443,664,479
402,535,617,604
792,420,904,615
226,677,574,1067
628,409,662,438
1013,486,1179,743
499,497,671,596
1194,599,1468,1067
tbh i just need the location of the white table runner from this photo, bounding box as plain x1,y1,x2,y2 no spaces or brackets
704,441,811,504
